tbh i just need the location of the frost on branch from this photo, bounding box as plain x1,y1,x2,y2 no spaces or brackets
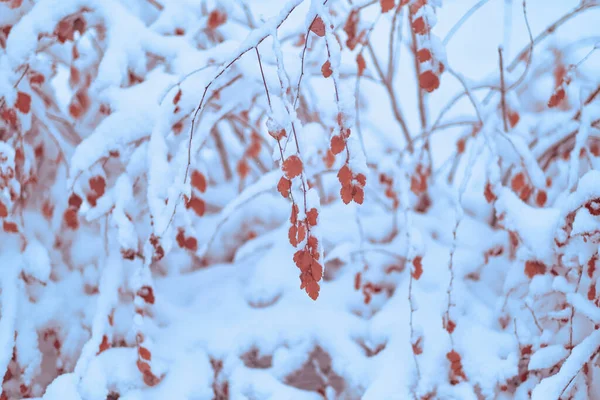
0,0,600,399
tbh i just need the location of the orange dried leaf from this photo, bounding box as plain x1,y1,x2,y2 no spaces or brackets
138,346,151,361
282,155,303,179
321,60,333,78
354,272,362,290
306,280,320,300
353,186,364,204
524,260,546,278
306,208,318,226
98,335,110,354
137,360,151,374
277,177,291,198
0,201,7,218
191,170,207,193
337,165,352,186
290,204,299,224
357,53,366,76
355,173,366,187
411,16,427,34
207,9,227,30
15,91,31,114
412,256,423,280
89,176,106,197
588,284,596,301
511,172,525,193
310,17,325,37
484,183,496,203
2,221,18,233
340,185,353,204
0,108,16,126
508,111,520,128
419,70,440,92
381,0,395,13
312,261,323,282
324,149,335,168
548,87,565,108
184,236,198,252
416,48,432,63
535,190,547,207
330,135,345,155
64,208,78,230
236,158,250,179
187,197,205,217
289,225,298,247
297,224,306,244
173,89,182,105
137,286,155,304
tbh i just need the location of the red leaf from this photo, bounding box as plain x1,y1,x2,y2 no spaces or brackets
98,335,110,354
340,185,353,204
89,176,106,197
138,346,152,361
143,371,160,387
354,272,362,290
184,236,198,252
64,208,79,229
357,53,366,76
68,193,83,210
353,186,364,204
0,108,16,126
289,225,298,247
0,201,7,218
310,17,326,37
508,111,520,128
2,221,17,233
355,173,366,187
173,89,182,105
412,256,423,280
15,92,31,114
297,224,306,243
416,48,432,63
137,286,155,304
484,183,496,203
236,158,250,179
137,360,151,374
588,284,596,301
411,17,427,34
548,87,565,108
306,208,318,226
207,9,227,30
172,121,183,135
524,260,546,278
337,165,352,186
323,149,335,169
535,190,547,207
282,155,303,179
305,280,320,300
312,261,323,282
290,204,299,224
277,177,291,198
419,70,440,92
191,170,207,193
511,172,525,193
380,0,395,13
187,197,205,217
330,135,345,155
321,60,332,78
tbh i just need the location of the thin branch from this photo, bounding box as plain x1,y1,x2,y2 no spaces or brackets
498,47,508,132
